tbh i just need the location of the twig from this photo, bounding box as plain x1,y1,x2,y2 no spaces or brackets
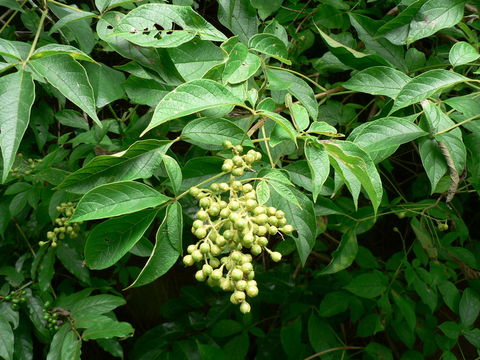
304,346,364,360
22,8,48,67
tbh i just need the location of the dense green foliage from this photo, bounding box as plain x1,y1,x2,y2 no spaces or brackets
1,0,480,358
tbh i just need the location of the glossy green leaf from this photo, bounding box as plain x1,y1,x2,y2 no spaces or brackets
343,66,411,98
0,39,30,60
95,0,140,12
47,9,96,35
248,33,291,65
0,0,23,11
391,70,468,113
29,55,101,126
162,155,182,196
256,179,270,204
317,28,389,70
348,116,426,152
267,185,316,265
349,13,407,72
290,103,309,131
78,315,134,340
323,141,383,212
266,68,318,120
304,142,329,201
0,314,13,360
112,3,226,47
376,1,427,37
257,111,297,144
70,295,126,317
144,80,244,135
318,229,358,275
85,209,157,270
217,0,258,44
56,241,90,284
84,63,126,108
181,117,253,149
38,247,56,292
392,292,416,331
459,288,480,327
449,41,480,67
464,329,480,348
71,181,170,222
31,44,95,62
59,140,173,194
222,42,261,84
0,70,35,183
60,331,81,360
418,138,447,192
422,100,466,174
250,0,282,20
123,75,172,107
46,325,70,360
128,202,182,288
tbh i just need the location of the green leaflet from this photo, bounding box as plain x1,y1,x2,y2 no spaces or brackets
181,117,253,150
449,41,480,67
304,142,330,202
249,33,291,65
127,202,183,288
318,229,358,275
391,70,468,113
29,55,101,126
84,209,157,270
71,181,170,222
58,140,173,194
144,79,244,135
0,70,35,183
343,66,411,98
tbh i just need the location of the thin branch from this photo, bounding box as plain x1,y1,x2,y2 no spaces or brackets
304,346,364,360
434,113,480,135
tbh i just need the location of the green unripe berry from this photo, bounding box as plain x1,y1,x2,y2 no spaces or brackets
281,224,294,234
199,197,210,208
229,212,240,222
223,140,233,148
193,220,203,229
236,280,247,291
230,293,239,305
211,269,223,280
254,214,268,225
189,187,200,197
233,155,243,166
220,208,231,218
241,262,253,273
247,271,255,280
222,160,234,172
58,233,65,240
256,226,267,236
275,210,285,219
232,181,243,191
234,145,243,153
195,270,206,282
231,268,244,281
271,252,282,262
257,236,268,246
210,183,220,192
240,301,251,314
244,154,255,164
207,277,219,287
253,206,266,215
197,210,209,221
221,278,234,291
234,291,246,302
223,230,235,240
187,245,196,254
46,231,55,240
245,191,256,200
195,227,208,239
277,217,287,226
38,241,47,246
268,216,278,226
211,244,221,256
183,255,195,266
397,211,406,219
246,286,259,297
215,235,227,246
210,258,221,268
229,201,240,211
11,304,19,310
251,244,262,255
219,183,230,192
242,184,253,193
269,226,278,235
267,207,277,216
208,204,220,216
232,168,244,176
243,232,254,244
199,242,210,253
202,264,213,276
245,199,257,210
231,251,242,262
51,242,57,247
192,250,203,262
234,219,247,230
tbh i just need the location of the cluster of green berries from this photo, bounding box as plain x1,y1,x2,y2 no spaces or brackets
40,202,81,247
42,303,65,331
9,154,42,178
1,289,27,310
183,142,294,313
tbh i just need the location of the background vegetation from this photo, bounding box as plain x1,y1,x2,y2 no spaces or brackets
1,0,480,359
